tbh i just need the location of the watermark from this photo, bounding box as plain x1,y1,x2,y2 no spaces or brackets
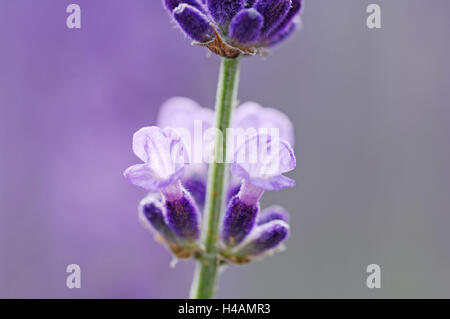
66,264,81,289
366,264,381,289
366,4,381,29
167,121,283,173
66,4,81,29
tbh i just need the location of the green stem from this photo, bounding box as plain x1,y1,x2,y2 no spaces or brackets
190,57,241,299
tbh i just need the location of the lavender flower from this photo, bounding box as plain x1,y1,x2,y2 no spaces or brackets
124,127,201,256
157,97,215,208
162,0,304,58
220,134,295,260
124,101,296,266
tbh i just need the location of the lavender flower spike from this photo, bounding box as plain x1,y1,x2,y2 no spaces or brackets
162,0,304,57
124,127,201,243
173,4,215,43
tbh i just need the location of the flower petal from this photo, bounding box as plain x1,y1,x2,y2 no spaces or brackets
157,97,214,133
254,0,291,36
268,0,302,38
233,101,295,146
126,127,188,191
173,4,215,43
229,8,264,45
231,134,296,190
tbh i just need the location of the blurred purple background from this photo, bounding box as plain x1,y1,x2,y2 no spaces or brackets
1,1,450,298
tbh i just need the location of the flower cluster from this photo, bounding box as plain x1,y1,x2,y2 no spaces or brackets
124,98,296,264
163,0,303,58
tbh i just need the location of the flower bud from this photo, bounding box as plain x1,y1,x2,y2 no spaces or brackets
229,9,263,44
173,4,215,43
226,220,289,263
164,189,201,241
221,196,259,247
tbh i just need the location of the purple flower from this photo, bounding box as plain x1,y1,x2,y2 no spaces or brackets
125,100,296,263
124,126,201,251
123,126,188,192
221,134,295,253
231,134,296,191
162,0,304,58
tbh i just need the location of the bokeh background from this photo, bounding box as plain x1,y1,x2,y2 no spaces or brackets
1,0,450,298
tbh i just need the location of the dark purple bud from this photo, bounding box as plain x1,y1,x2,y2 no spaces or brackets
221,196,259,247
257,205,290,225
165,191,201,241
268,0,302,38
173,4,215,43
207,0,244,26
254,0,291,36
164,0,205,12
267,20,297,47
229,8,264,44
183,177,206,208
140,195,179,245
234,220,289,258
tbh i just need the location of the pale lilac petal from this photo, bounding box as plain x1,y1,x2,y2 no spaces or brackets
247,173,295,191
233,102,295,146
157,97,214,166
157,97,214,133
125,127,189,191
231,134,296,190
132,126,188,174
